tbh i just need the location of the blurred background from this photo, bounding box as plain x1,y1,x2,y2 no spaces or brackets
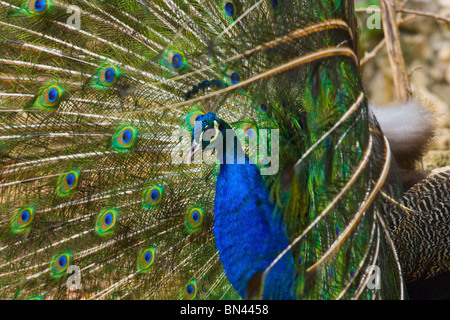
355,0,450,173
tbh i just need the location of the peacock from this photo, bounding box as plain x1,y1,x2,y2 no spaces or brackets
0,0,448,300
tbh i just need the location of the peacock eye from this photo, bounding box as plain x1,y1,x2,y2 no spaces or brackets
122,129,132,144
39,85,63,109
191,210,200,223
95,209,118,236
93,65,120,88
166,50,186,71
104,68,116,83
48,88,58,102
229,71,240,85
111,126,138,152
28,0,49,14
223,1,236,18
143,186,163,208
58,256,67,268
21,210,30,223
104,213,113,226
183,280,197,300
224,68,241,85
57,171,79,197
50,252,72,278
19,209,31,224
171,53,182,69
257,155,269,168
10,207,35,234
138,247,156,272
242,124,257,141
259,103,268,114
187,285,193,294
186,207,203,233
246,128,255,139
66,173,75,187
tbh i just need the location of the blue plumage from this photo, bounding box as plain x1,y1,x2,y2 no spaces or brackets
193,113,297,299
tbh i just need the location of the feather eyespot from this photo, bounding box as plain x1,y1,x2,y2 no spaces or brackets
50,252,71,278
27,0,49,14
57,171,79,197
242,124,257,141
183,280,197,300
143,186,163,209
91,65,121,88
166,50,186,71
104,68,116,83
36,85,63,109
186,207,203,233
259,103,268,114
34,0,47,11
122,129,132,144
256,155,270,168
222,1,236,18
10,207,35,234
226,70,240,85
20,210,31,223
111,126,138,152
98,66,120,87
58,256,67,269
95,209,117,236
231,72,240,84
47,88,58,103
171,53,182,69
138,247,155,272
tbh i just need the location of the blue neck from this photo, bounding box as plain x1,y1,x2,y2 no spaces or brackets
212,139,296,299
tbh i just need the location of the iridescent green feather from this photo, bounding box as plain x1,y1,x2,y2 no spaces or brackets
0,0,414,301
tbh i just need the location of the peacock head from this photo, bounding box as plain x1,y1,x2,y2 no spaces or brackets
189,112,231,161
